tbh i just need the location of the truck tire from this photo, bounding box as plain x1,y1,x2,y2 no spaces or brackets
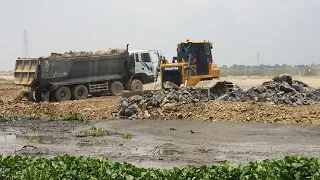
72,85,88,100
54,86,71,101
109,81,124,96
130,79,143,91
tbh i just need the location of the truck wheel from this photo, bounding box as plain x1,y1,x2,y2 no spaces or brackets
54,86,71,101
109,81,124,96
72,85,88,100
130,79,143,91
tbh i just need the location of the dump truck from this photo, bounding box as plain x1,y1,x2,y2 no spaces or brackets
14,44,138,102
128,49,161,87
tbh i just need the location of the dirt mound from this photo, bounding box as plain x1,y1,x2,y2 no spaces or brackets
0,96,120,120
119,100,320,124
153,101,320,124
0,82,26,104
47,48,126,59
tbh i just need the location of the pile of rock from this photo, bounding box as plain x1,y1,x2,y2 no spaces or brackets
118,82,209,118
225,74,320,105
118,75,320,119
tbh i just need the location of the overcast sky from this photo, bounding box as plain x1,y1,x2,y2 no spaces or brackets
1,0,319,70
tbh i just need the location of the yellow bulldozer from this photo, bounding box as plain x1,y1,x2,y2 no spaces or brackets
123,39,234,99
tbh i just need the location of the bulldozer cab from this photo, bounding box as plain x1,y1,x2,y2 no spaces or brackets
177,40,213,75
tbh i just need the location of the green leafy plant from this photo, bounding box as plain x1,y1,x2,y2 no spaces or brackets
30,125,40,132
27,110,42,120
0,112,20,121
123,133,132,140
64,112,86,121
75,126,104,137
0,155,320,179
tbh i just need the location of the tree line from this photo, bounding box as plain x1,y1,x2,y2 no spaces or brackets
220,64,320,76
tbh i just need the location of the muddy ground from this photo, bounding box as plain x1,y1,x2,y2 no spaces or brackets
1,119,320,169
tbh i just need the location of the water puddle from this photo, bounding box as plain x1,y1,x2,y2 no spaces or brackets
0,135,16,142
0,134,67,144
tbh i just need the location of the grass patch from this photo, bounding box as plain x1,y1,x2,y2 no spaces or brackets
27,110,42,120
30,125,40,132
0,112,20,121
123,133,132,140
75,126,105,137
64,112,86,121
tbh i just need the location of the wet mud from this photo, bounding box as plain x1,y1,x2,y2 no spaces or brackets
1,119,320,169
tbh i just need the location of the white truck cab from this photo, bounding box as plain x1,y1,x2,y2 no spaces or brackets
129,50,160,85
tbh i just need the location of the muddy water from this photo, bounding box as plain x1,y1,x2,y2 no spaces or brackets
1,119,320,169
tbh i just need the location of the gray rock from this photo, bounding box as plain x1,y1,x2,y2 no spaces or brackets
163,81,179,90
125,103,139,117
279,82,295,93
129,95,143,103
225,74,320,106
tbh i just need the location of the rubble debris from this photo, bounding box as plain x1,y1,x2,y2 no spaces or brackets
14,145,48,156
119,75,320,119
46,48,126,59
118,82,209,118
226,74,320,105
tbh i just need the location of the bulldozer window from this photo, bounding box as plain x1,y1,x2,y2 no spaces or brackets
204,44,212,56
177,44,188,61
141,53,151,62
193,44,209,75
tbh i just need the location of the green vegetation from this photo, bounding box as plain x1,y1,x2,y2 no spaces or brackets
0,112,20,121
0,155,319,179
220,64,320,77
27,110,42,120
123,133,133,140
75,126,105,137
65,112,86,121
29,125,40,132
0,111,87,121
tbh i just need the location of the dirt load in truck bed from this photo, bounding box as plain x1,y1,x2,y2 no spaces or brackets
47,48,126,59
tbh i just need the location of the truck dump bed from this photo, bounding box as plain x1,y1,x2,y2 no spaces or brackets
14,48,133,89
14,58,39,85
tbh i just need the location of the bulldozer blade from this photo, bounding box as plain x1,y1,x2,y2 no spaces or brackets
121,90,160,98
194,79,235,100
